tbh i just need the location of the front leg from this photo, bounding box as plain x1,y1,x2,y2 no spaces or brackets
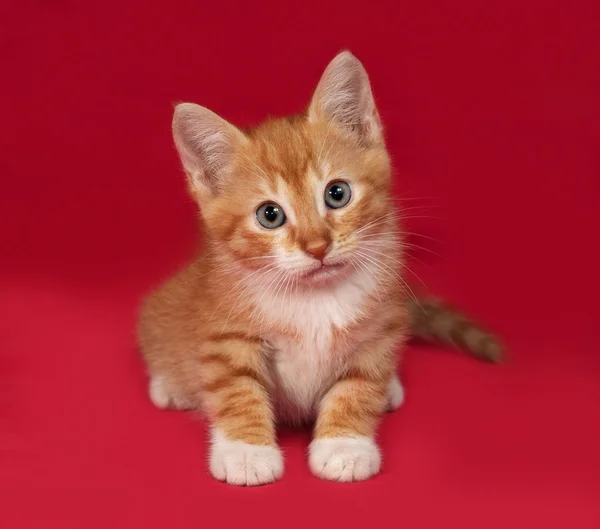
199,336,283,486
309,337,397,482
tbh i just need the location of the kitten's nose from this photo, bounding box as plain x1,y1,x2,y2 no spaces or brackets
304,240,330,262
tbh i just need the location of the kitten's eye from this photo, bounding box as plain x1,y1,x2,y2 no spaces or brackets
256,202,286,229
325,181,352,209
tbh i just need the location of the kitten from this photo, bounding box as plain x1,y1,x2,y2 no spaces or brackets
137,51,501,486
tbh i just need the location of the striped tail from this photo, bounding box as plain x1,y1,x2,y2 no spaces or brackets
408,297,503,363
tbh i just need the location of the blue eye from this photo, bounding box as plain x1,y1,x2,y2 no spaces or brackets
325,181,351,209
256,202,286,229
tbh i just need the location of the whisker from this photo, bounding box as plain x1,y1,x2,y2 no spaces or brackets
400,241,443,259
248,267,288,335
362,239,431,268
396,215,442,221
402,231,441,242
350,257,384,306
355,249,422,308
199,241,227,259
182,254,278,284
256,268,288,337
321,133,342,166
354,211,401,235
358,231,405,239
391,195,441,202
240,153,271,180
316,120,332,165
213,262,281,328
392,204,440,213
362,245,428,290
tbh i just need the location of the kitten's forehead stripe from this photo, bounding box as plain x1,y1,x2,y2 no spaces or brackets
248,117,316,194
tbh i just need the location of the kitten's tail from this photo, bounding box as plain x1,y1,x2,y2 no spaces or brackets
407,297,503,363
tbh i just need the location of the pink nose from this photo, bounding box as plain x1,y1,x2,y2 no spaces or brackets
304,241,330,262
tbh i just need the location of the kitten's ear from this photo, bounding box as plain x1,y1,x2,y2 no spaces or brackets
309,51,383,146
172,103,247,196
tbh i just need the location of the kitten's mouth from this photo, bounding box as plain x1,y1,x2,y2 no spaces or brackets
300,262,347,285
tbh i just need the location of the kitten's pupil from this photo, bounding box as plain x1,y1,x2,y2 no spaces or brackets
265,205,279,221
329,185,344,201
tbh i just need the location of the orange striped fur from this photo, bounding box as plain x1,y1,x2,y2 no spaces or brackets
137,51,501,486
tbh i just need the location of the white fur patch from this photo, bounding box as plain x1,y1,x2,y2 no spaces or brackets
149,375,170,409
309,436,381,482
209,430,284,486
148,375,193,410
386,375,405,411
257,267,377,422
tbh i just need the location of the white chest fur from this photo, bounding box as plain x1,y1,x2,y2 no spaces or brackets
254,271,376,423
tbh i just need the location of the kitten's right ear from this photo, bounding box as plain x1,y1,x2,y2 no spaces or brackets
172,103,246,196
308,51,383,147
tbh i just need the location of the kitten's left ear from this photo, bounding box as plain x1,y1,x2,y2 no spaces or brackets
308,51,383,146
172,103,247,198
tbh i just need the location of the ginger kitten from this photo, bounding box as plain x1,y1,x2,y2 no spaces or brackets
137,51,501,486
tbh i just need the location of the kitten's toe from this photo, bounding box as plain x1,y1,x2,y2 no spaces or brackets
386,375,405,411
210,431,283,486
148,375,193,410
309,436,381,482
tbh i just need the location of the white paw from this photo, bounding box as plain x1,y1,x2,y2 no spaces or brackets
386,375,405,411
148,375,193,410
309,436,381,482
209,430,283,486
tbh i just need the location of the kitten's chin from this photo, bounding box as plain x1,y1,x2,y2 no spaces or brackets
298,262,349,288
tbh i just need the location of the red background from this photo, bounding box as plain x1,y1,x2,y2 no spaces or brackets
1,1,599,527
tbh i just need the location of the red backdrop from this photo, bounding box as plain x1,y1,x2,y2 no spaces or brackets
1,1,599,528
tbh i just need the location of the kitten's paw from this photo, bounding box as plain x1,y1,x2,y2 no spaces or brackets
309,436,381,482
386,375,405,411
148,375,193,410
210,431,283,486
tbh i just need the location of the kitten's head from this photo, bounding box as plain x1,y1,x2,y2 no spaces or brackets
173,51,396,289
